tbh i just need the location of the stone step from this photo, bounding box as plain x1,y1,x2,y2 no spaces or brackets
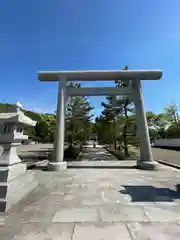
0,171,38,212
0,198,6,212
0,163,26,182
0,167,8,182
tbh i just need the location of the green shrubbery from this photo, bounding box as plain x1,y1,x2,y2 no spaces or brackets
64,144,84,161
105,145,126,160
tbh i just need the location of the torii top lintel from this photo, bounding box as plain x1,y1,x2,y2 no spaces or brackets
37,70,162,81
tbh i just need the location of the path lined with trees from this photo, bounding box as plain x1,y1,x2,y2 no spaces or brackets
1,66,180,164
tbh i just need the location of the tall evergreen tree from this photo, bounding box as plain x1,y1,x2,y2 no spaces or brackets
65,81,93,144
114,65,134,155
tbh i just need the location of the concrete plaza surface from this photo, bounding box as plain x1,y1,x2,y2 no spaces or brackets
1,148,180,239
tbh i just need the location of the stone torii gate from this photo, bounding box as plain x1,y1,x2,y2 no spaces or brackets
38,70,162,171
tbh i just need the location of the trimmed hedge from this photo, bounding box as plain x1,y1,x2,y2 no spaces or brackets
64,144,84,161
105,144,140,160
104,146,125,160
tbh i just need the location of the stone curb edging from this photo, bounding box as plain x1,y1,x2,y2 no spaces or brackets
157,159,180,170
27,159,48,169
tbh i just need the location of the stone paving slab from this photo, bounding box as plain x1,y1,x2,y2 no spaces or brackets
1,148,180,239
73,223,132,240
127,222,180,240
52,207,99,223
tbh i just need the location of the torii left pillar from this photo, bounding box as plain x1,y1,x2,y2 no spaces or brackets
48,77,67,171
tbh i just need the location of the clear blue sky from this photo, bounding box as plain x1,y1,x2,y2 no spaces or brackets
0,0,180,117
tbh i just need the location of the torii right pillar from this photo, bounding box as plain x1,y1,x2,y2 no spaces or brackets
132,79,158,170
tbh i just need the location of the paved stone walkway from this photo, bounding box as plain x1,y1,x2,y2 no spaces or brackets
1,148,180,239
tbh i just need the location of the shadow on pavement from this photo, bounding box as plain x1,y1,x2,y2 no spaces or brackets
119,185,180,202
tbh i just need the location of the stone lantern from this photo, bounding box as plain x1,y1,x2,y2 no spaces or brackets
0,102,37,212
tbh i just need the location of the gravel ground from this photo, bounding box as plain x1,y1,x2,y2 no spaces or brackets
129,145,180,167
9,143,68,167
17,143,54,155
152,147,180,167
17,144,180,167
2,143,180,168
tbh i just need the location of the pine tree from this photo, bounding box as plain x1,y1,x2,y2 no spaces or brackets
65,81,93,144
